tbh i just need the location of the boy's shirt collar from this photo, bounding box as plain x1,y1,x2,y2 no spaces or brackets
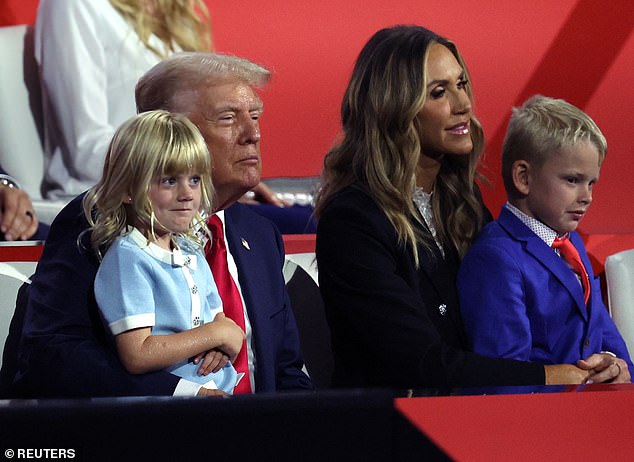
504,202,566,247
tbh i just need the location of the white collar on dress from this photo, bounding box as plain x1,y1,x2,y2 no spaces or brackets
126,227,197,269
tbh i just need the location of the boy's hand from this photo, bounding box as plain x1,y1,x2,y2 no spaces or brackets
578,353,631,383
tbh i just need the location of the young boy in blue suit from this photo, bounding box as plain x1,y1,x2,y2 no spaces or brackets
457,95,632,382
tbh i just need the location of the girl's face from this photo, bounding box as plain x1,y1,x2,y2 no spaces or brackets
147,171,202,248
417,43,473,160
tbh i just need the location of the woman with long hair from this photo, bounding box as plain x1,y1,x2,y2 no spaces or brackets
315,25,615,390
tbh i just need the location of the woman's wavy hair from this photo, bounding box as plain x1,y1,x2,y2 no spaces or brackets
82,110,213,259
109,0,212,57
314,25,486,264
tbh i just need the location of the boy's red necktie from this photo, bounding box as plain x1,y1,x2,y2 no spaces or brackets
552,236,590,305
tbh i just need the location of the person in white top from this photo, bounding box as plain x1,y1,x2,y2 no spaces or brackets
35,0,282,205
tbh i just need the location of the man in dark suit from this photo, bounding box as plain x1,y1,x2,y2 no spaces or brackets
13,53,312,397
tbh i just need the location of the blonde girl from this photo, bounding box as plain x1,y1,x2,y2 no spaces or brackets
88,110,244,395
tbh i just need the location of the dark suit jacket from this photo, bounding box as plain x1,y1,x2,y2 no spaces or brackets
14,195,311,397
316,185,544,390
458,206,633,366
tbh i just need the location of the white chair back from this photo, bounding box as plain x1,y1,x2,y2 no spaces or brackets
0,24,45,199
0,261,36,372
605,249,634,357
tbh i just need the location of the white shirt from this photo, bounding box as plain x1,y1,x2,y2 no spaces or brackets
505,202,559,247
35,0,166,198
174,211,259,397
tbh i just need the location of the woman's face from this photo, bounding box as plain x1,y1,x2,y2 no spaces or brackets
417,43,473,159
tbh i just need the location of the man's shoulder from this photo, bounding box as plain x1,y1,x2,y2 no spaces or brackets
52,193,87,223
224,202,277,232
37,193,97,265
42,194,88,243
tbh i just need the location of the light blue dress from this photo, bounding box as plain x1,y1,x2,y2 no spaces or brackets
95,228,238,393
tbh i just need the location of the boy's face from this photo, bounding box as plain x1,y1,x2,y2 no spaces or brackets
522,140,601,235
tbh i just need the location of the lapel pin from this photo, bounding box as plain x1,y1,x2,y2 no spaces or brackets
241,237,250,250
438,304,447,316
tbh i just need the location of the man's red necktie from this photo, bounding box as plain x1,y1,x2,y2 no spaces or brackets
552,236,590,305
206,214,252,394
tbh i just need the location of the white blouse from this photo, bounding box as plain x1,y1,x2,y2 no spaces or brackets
413,187,444,256
35,0,167,198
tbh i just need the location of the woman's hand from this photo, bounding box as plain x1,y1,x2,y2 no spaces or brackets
544,364,591,385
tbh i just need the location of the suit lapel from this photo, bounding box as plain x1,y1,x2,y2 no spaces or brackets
414,218,453,297
223,205,257,319
498,208,588,319
413,217,466,340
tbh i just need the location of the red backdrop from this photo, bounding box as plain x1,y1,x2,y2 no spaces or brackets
2,0,634,234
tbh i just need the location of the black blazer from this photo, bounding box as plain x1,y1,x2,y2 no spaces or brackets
316,185,544,390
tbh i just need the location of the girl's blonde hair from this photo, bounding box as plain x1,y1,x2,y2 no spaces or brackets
83,110,213,259
109,0,212,57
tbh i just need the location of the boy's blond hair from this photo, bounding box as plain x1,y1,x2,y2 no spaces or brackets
502,95,607,197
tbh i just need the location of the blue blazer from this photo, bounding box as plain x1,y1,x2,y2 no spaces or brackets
15,195,311,397
457,207,633,367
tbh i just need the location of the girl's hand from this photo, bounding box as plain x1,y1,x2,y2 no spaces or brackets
194,349,230,375
196,388,228,397
211,312,245,361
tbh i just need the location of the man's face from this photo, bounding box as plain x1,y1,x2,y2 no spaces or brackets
185,80,264,210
